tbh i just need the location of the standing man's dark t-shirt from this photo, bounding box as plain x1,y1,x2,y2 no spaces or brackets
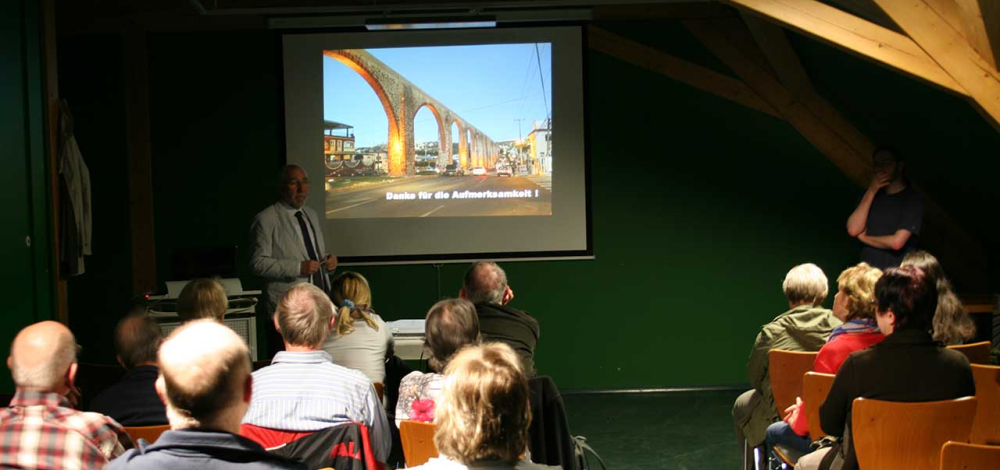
860,186,925,269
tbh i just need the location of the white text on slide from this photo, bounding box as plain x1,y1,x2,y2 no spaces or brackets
386,189,540,200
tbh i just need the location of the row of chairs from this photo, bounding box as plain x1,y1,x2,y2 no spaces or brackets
769,343,1000,470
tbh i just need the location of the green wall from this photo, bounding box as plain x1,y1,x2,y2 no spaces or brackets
1,0,55,393
144,26,860,390
58,20,998,390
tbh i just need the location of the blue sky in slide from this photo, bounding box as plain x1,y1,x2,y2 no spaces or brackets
323,43,552,148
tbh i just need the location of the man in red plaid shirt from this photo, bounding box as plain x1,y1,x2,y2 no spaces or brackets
1,321,132,469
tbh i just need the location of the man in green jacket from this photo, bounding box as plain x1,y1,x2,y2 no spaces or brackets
733,263,840,470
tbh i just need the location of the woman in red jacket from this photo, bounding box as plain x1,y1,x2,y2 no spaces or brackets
764,263,885,456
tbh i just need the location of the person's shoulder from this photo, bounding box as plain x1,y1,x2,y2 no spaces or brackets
402,371,444,388
252,203,282,223
409,457,467,470
61,407,125,434
106,448,143,469
323,361,375,387
490,304,538,324
401,370,428,385
515,461,563,470
939,347,973,368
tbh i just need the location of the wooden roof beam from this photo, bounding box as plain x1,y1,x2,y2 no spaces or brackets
721,0,967,96
735,14,874,169
928,0,999,70
873,0,1000,130
587,26,781,118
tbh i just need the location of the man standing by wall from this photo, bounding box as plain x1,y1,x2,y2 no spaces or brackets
846,148,925,269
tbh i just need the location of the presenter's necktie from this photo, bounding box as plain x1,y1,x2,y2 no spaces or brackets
294,211,328,292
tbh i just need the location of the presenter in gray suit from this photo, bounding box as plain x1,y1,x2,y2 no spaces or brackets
250,165,338,316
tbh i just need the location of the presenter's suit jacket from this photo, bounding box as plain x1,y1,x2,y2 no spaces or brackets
250,202,331,313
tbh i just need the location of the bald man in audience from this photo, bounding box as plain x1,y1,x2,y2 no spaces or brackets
1,321,131,470
90,313,168,426
460,261,539,376
109,320,304,470
240,283,390,462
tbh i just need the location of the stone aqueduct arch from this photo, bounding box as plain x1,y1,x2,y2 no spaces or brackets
324,49,502,176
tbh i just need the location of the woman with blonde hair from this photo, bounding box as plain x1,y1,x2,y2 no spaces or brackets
176,278,228,322
322,271,393,383
765,263,885,457
408,342,559,470
901,250,975,345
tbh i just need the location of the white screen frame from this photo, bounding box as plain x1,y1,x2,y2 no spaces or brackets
282,26,590,263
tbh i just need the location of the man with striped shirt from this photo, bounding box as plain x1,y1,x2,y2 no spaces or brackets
241,283,390,462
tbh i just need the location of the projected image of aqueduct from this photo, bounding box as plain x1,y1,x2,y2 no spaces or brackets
324,49,503,177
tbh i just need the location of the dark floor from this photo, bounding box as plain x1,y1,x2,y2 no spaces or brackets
563,389,743,470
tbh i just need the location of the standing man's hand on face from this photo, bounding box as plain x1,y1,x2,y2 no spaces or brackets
300,260,320,276
324,254,338,272
868,170,893,194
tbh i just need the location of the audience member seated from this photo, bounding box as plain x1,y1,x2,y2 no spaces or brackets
1,321,131,469
459,261,539,376
732,263,840,470
795,266,975,470
408,343,560,470
240,283,390,462
395,298,480,427
108,320,304,470
901,250,975,345
90,313,168,426
765,263,884,456
322,271,394,383
176,278,228,322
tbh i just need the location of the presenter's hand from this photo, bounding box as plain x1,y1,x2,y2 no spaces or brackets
324,254,338,272
300,260,320,276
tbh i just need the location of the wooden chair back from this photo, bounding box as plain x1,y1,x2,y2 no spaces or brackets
947,341,991,365
123,424,171,445
970,364,1000,445
852,397,978,470
940,441,1000,470
768,349,818,415
802,371,836,439
373,382,384,401
399,420,438,468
